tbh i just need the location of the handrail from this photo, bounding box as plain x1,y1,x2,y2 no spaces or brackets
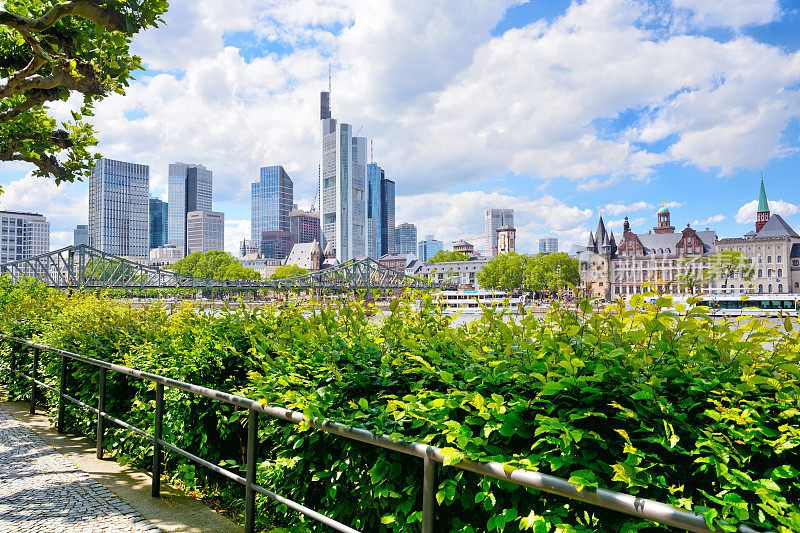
0,334,763,533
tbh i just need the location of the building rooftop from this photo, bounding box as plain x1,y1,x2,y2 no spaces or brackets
755,214,799,238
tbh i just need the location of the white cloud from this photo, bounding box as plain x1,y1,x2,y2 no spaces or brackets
603,201,654,216
693,214,726,225
673,0,780,29
397,190,593,254
0,172,86,221
224,219,251,256
735,199,800,224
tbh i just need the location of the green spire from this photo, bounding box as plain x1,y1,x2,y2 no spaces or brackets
758,178,769,213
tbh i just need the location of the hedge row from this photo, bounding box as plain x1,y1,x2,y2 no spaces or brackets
0,277,798,532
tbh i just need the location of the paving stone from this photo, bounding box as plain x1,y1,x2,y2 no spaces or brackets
0,408,160,532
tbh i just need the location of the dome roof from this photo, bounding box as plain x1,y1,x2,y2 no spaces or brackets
657,205,670,214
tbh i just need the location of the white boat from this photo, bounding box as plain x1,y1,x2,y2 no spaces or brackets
435,290,524,315
648,289,800,317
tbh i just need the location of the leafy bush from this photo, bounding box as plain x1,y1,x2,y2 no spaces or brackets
0,278,798,532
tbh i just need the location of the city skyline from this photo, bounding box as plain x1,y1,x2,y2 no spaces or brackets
1,1,800,255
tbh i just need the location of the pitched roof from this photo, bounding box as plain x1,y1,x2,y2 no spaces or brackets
791,244,800,259
755,214,799,238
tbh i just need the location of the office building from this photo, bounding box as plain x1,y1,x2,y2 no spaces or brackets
149,198,168,250
367,163,383,260
73,224,88,246
260,231,292,260
89,157,149,258
149,244,183,268
320,90,367,261
485,209,514,257
0,211,49,263
289,208,320,245
186,210,224,254
381,176,395,256
539,237,558,255
168,162,212,256
418,235,443,262
395,222,417,256
251,166,293,244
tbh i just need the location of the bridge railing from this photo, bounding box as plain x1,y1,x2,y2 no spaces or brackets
0,334,761,533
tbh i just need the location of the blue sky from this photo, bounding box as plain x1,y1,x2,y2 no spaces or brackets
1,0,799,255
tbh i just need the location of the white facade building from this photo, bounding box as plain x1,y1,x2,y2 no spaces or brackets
0,211,50,263
320,91,367,262
419,259,489,289
186,210,224,254
149,244,183,267
89,158,149,258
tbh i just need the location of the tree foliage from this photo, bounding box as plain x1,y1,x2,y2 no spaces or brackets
704,250,754,288
168,250,260,280
476,252,580,294
428,250,469,264
0,281,798,532
0,0,168,182
270,264,308,280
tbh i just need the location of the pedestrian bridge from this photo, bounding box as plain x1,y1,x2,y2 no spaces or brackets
0,244,451,292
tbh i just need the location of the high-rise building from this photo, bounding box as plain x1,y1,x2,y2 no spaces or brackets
418,235,443,262
289,208,320,245
320,91,367,261
186,210,224,255
0,211,49,263
260,231,292,260
251,166,294,245
89,157,149,258
380,176,395,256
149,198,168,250
366,163,383,259
497,226,516,255
395,222,417,256
73,224,88,246
539,237,558,255
485,209,514,257
168,162,212,256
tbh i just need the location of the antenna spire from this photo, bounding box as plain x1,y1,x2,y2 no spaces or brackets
328,63,331,93
370,140,373,163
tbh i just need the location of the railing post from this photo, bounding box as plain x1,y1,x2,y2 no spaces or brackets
96,367,106,459
421,455,437,533
57,354,68,433
29,347,39,415
245,407,258,533
152,382,164,497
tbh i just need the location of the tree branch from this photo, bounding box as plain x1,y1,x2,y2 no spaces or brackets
0,87,62,122
1,148,70,181
0,1,126,33
0,62,102,100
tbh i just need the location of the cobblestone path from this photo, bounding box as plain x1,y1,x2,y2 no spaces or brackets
0,408,160,532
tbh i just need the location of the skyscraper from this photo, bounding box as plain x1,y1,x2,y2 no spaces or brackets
0,211,49,263
186,210,224,254
539,237,558,255
418,235,443,262
367,163,383,259
168,162,212,256
73,224,88,246
89,157,149,257
320,91,367,261
289,208,320,245
149,197,168,250
251,166,293,245
380,175,395,256
395,222,417,256
485,209,514,257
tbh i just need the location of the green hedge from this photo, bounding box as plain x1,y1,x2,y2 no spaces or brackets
0,277,798,532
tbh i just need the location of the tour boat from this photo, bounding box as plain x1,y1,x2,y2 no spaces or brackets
435,290,524,315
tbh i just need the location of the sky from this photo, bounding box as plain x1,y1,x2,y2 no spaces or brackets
1,0,800,256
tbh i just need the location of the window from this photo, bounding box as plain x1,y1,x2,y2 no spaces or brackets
777,255,782,262
767,256,772,263
758,269,763,277
779,284,783,293
778,269,783,277
758,284,763,293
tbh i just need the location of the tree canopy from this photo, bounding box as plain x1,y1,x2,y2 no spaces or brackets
476,252,580,295
270,265,308,280
428,250,469,263
704,250,754,288
0,0,168,182
168,251,260,281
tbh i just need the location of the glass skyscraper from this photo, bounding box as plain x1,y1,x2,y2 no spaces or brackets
367,163,383,260
168,162,212,256
395,222,417,256
149,198,168,250
251,166,294,247
380,176,395,256
418,235,443,262
1,211,49,263
88,158,149,258
320,91,367,262
485,209,514,257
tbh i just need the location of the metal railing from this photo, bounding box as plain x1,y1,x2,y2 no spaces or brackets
0,334,762,533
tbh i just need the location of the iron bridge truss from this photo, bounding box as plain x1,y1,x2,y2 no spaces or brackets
0,245,452,292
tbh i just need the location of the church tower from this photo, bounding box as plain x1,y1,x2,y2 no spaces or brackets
756,178,770,233
496,225,516,255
